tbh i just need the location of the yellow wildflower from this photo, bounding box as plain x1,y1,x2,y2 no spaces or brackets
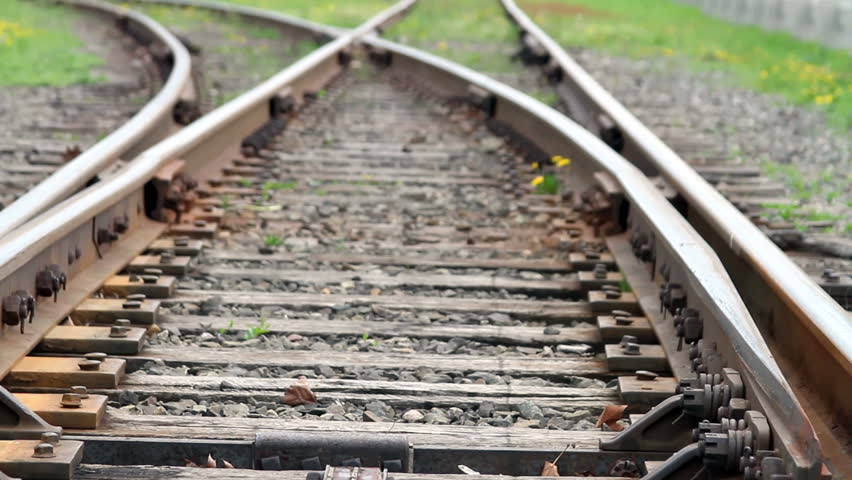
531,162,540,170
556,158,571,167
531,176,545,186
760,70,768,80
663,48,673,56
550,155,563,164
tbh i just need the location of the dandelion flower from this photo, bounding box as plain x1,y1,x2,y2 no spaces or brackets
531,176,544,186
531,162,540,170
556,158,571,167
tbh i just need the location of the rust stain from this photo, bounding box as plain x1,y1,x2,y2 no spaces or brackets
518,0,613,18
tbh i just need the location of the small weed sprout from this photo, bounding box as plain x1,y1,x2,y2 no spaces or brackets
263,234,284,248
220,194,233,211
218,319,235,334
261,180,297,202
245,317,271,340
239,178,253,188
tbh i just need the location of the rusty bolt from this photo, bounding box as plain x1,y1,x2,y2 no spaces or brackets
126,294,146,302
32,443,56,458
60,393,83,408
622,343,641,355
609,459,640,477
141,275,159,284
143,268,163,276
70,386,89,399
604,289,621,299
585,251,601,260
85,352,107,362
193,220,207,228
114,215,129,234
123,300,142,309
636,370,658,380
41,432,60,445
620,335,639,347
822,269,840,283
615,316,634,326
78,360,101,371
109,325,130,338
174,236,190,247
115,319,131,328
159,251,175,264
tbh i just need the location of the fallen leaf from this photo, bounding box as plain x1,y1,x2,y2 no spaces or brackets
184,459,199,468
541,461,560,476
222,460,235,469
457,465,480,475
596,404,628,432
205,454,216,468
370,288,382,296
284,380,317,406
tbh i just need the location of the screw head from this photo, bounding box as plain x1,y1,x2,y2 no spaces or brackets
636,370,658,380
78,359,102,371
623,343,641,355
40,432,60,445
84,352,108,362
109,325,130,338
60,393,83,408
70,386,89,398
620,335,639,347
32,443,56,458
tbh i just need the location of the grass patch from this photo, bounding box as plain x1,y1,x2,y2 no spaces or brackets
0,1,103,85
215,0,394,27
521,0,852,129
385,0,519,72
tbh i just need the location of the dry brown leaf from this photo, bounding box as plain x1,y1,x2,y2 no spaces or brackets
222,460,235,469
370,288,382,296
595,404,628,432
184,459,199,468
205,454,217,468
284,381,317,406
541,461,560,476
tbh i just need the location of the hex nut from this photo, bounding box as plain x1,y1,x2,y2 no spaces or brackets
84,352,108,362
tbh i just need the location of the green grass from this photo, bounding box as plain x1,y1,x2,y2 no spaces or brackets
263,234,284,247
521,0,852,129
216,0,394,27
385,0,519,72
0,1,103,85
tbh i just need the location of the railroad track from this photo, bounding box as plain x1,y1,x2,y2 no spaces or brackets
0,1,844,480
499,1,852,474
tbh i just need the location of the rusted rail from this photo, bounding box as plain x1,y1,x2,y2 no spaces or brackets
0,0,193,238
499,0,849,475
0,1,832,479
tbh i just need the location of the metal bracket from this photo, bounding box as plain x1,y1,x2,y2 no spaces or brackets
601,368,747,452
306,466,388,480
255,432,409,472
644,410,776,480
2,291,35,335
0,386,61,440
147,161,196,223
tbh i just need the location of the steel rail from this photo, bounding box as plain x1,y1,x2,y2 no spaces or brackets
500,0,848,474
0,0,193,238
0,1,821,477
